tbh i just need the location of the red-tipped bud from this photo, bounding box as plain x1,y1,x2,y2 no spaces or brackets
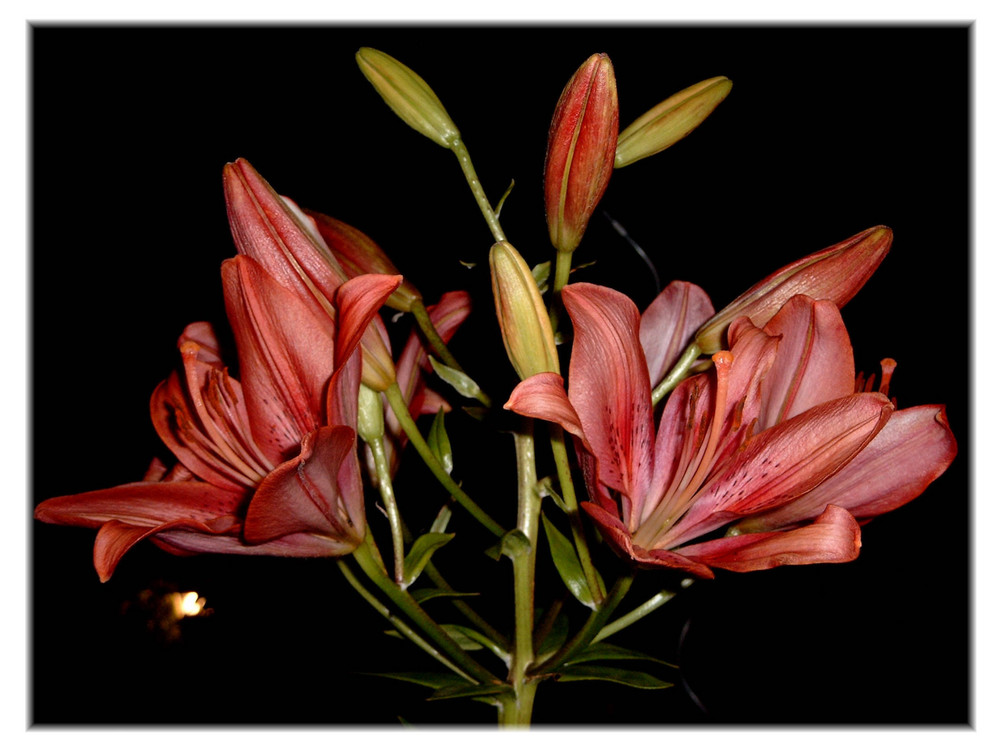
303,209,422,312
544,53,619,254
694,226,893,354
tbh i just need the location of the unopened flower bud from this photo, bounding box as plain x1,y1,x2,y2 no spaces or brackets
615,76,732,168
694,225,893,353
356,47,460,148
490,242,560,380
304,209,422,312
356,384,386,445
544,53,619,254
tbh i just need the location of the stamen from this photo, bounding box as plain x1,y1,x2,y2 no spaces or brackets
633,351,733,549
878,358,897,395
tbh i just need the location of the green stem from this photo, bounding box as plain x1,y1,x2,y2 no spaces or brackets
530,571,635,675
508,425,542,726
366,432,406,585
385,382,505,537
449,137,506,243
548,250,574,333
593,581,692,643
337,559,473,681
352,533,499,685
410,299,491,408
548,424,604,606
651,342,702,405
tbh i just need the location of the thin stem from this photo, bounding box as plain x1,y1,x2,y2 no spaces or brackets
385,382,505,537
593,583,691,643
508,425,542,726
548,423,604,606
449,137,506,243
337,559,473,681
366,431,406,585
410,299,491,408
548,250,574,333
651,342,702,405
530,571,635,675
352,532,499,685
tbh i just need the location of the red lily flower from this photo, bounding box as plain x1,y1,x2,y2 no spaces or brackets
35,178,403,581
506,282,904,578
722,295,958,535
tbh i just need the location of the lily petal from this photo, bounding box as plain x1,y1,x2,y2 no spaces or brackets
333,273,403,378
665,392,893,546
676,504,861,572
759,295,856,427
34,481,246,529
562,283,655,504
581,501,715,578
243,426,365,552
151,323,273,490
736,405,957,531
222,255,335,462
505,372,587,443
94,515,239,583
640,280,714,386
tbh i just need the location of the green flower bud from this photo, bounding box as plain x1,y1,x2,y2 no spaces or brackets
490,242,561,380
615,76,732,168
356,47,460,148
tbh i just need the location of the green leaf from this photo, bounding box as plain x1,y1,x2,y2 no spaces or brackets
361,671,468,690
484,529,531,561
427,408,453,475
410,587,480,604
565,642,678,669
532,261,551,295
402,532,455,587
428,683,512,702
542,512,604,609
442,624,508,662
555,664,674,690
495,179,516,218
428,356,485,400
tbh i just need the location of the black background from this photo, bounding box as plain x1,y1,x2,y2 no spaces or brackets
31,25,970,726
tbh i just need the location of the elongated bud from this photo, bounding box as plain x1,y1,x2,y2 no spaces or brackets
303,209,422,312
490,242,560,380
695,226,893,353
356,47,459,148
544,53,619,254
615,76,732,168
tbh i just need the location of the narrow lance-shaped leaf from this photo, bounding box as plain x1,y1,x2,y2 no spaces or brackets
428,356,487,401
542,511,605,609
564,642,678,668
428,408,454,476
402,532,455,587
555,664,674,690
